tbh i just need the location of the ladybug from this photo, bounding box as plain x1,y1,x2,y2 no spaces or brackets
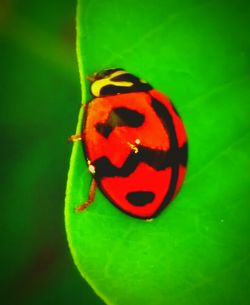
71,68,188,219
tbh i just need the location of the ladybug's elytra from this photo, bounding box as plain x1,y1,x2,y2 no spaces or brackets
71,68,188,219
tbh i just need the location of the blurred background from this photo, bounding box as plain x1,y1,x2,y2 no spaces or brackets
0,0,103,304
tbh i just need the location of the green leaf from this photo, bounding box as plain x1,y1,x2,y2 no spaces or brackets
65,0,250,304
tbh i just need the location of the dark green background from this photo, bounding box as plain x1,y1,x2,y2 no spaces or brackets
1,0,250,305
0,0,103,304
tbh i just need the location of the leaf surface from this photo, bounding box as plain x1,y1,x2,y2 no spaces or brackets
65,1,250,304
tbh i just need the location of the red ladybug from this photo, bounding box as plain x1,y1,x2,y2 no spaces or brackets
71,68,188,219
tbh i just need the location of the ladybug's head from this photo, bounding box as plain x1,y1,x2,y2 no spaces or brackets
89,68,152,97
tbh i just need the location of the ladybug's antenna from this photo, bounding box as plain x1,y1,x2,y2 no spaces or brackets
86,75,95,82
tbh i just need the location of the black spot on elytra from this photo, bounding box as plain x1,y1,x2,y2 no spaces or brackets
95,123,113,138
113,107,144,127
126,191,155,206
95,107,144,138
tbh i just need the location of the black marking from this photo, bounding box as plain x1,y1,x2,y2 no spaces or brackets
126,191,155,206
95,123,113,138
113,107,144,127
93,144,187,179
95,107,145,138
149,96,180,216
179,142,188,167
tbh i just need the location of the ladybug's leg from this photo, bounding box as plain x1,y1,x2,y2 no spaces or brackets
68,103,88,142
67,134,83,142
75,179,97,212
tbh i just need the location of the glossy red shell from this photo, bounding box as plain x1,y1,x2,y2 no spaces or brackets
82,89,187,219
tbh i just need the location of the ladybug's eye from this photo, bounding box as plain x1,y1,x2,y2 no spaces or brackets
95,107,144,138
